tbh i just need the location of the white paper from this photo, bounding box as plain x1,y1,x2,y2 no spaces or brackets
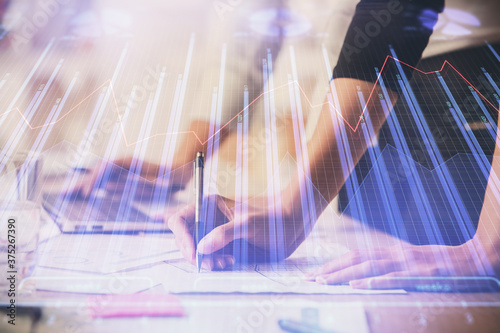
37,234,405,294
38,234,182,274
158,258,405,295
29,266,161,294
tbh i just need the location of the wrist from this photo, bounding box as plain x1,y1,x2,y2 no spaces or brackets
467,236,500,275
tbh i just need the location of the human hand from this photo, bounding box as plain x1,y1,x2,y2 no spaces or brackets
167,194,310,270
167,195,236,270
305,242,494,289
72,158,185,198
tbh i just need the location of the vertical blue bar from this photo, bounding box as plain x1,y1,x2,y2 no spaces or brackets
468,83,498,140
486,42,500,63
289,77,315,249
262,59,277,264
391,47,474,245
391,47,490,274
439,77,500,208
357,91,407,241
437,73,500,204
436,74,496,275
205,44,227,251
241,86,250,267
327,81,371,248
267,50,285,261
481,68,500,98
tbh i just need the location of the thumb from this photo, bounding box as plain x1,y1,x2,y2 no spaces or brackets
197,222,237,255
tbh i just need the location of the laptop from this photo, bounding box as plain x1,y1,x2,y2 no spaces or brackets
42,168,181,234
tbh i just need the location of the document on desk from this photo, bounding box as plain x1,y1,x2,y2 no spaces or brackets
37,234,404,294
157,257,405,295
38,234,182,274
31,266,162,294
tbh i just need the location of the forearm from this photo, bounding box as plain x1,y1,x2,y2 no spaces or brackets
284,78,397,217
282,0,442,217
472,117,500,272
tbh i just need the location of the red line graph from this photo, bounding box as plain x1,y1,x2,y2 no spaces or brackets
1,55,498,147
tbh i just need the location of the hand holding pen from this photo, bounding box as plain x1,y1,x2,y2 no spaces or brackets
168,153,236,271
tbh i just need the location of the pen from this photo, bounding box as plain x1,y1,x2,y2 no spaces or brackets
194,152,204,273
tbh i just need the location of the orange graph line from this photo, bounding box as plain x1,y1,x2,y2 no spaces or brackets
1,56,498,148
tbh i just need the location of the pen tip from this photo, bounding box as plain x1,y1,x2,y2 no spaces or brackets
197,254,203,273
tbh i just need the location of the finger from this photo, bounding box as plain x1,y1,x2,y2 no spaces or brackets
213,255,226,270
197,222,236,255
224,255,235,268
315,260,396,285
200,254,235,271
201,256,214,271
349,271,410,289
199,255,235,271
168,204,196,231
303,274,317,282
210,254,235,270
174,235,195,265
215,196,235,221
310,248,390,277
168,205,196,262
309,251,362,277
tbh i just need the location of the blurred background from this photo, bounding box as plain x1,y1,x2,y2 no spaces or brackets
0,0,499,196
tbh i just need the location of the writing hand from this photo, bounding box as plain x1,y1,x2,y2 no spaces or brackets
168,194,309,270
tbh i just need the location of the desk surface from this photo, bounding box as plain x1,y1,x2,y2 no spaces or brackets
10,289,500,333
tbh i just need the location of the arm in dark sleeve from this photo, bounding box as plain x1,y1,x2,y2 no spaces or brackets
332,0,444,91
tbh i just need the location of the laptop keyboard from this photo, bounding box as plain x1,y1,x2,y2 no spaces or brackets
43,193,162,223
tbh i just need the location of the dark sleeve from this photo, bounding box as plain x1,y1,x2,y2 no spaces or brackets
332,0,444,91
